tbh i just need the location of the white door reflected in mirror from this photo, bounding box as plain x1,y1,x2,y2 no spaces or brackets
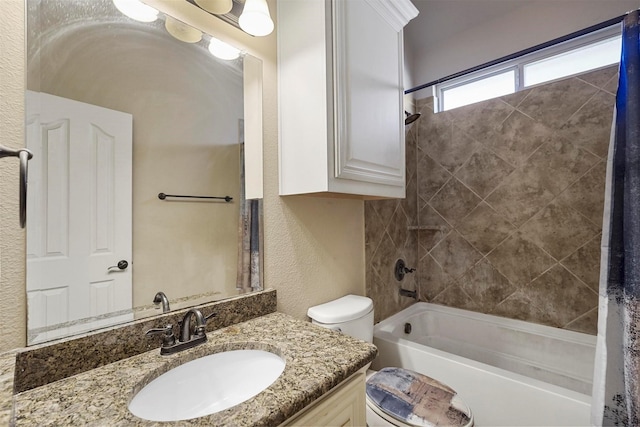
26,91,133,344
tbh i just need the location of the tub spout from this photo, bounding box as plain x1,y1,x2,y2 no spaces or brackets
399,288,417,300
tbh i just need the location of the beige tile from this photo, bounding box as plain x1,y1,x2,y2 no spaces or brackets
485,169,555,227
430,178,482,225
417,154,451,202
401,172,418,227
523,136,600,196
557,160,606,226
416,109,452,159
524,265,598,327
564,308,598,335
418,202,451,231
491,291,555,326
364,202,385,266
370,231,398,280
403,230,419,274
457,202,515,255
406,125,418,181
458,259,516,311
455,147,515,198
558,90,615,159
372,199,400,229
419,123,481,174
602,73,619,95
370,269,405,323
486,231,556,285
418,225,450,256
448,97,514,140
576,65,618,90
561,234,602,292
417,195,450,254
517,77,599,128
431,231,483,279
484,110,556,167
500,89,533,108
432,284,479,311
386,204,409,252
418,254,454,301
519,200,600,260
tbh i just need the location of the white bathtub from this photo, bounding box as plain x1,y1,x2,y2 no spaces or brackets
371,303,596,427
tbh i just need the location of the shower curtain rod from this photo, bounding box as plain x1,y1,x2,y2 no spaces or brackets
405,13,626,95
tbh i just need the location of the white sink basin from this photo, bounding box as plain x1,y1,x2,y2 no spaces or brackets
128,349,286,422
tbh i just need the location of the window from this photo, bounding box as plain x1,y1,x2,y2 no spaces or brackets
434,25,621,112
442,69,516,111
523,36,621,87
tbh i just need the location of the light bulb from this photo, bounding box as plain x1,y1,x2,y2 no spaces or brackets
112,0,159,23
208,38,241,60
239,0,274,37
165,16,203,43
195,0,233,15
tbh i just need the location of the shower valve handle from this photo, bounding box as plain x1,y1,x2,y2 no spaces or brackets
394,259,416,281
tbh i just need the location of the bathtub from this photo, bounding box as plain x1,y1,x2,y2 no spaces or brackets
371,303,596,427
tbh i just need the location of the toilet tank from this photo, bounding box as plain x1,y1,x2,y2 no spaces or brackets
307,295,374,343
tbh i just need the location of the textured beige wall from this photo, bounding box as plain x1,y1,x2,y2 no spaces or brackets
257,3,365,319
0,0,365,351
0,0,26,351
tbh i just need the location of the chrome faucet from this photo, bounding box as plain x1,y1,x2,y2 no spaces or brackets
145,309,217,355
180,308,207,342
153,291,170,313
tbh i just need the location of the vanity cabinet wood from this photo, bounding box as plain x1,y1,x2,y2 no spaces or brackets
278,0,418,198
280,372,366,427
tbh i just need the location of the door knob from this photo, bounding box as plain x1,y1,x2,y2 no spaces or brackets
107,260,129,272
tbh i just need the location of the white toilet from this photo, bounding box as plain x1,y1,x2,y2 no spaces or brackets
308,295,474,427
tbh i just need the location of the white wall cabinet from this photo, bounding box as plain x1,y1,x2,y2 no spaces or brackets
278,0,418,198
280,373,366,427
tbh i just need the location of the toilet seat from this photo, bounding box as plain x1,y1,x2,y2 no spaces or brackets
366,367,474,427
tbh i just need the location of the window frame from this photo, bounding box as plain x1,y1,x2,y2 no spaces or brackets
433,24,621,112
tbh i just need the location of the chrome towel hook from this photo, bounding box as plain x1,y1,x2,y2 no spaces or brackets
0,145,33,228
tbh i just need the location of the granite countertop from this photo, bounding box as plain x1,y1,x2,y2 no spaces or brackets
12,312,377,426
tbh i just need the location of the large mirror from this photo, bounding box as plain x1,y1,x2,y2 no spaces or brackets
26,0,263,345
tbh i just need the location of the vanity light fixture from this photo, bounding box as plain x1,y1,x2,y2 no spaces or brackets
165,16,203,43
195,0,233,15
208,37,241,60
238,0,274,37
112,0,159,22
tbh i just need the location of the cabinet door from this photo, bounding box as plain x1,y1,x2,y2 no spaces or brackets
333,0,405,189
281,373,366,426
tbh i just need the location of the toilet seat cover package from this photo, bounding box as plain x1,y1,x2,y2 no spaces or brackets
366,367,473,427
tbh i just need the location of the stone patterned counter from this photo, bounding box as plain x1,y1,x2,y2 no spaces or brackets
15,289,277,393
0,352,16,426
13,312,377,426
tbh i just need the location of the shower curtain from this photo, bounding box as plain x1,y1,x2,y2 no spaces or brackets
236,142,262,293
592,10,640,427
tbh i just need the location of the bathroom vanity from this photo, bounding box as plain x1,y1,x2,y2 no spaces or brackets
5,296,376,426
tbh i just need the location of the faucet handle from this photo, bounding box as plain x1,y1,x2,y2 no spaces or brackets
145,324,176,346
195,312,217,336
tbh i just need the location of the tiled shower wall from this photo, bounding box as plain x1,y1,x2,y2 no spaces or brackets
365,65,618,333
